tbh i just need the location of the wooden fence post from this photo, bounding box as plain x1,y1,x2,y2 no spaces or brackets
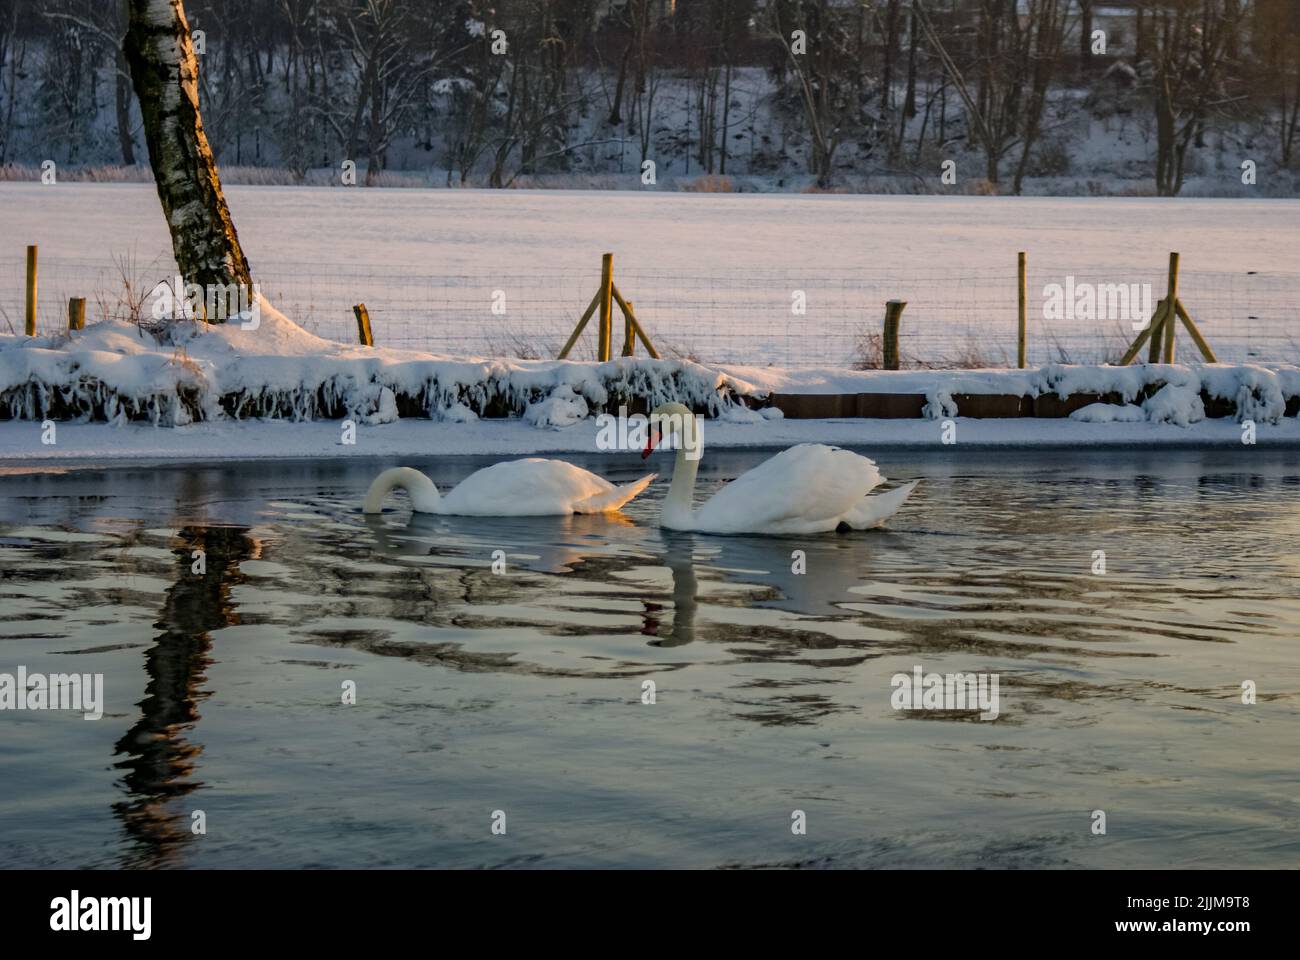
1162,251,1180,363
1017,251,1027,368
25,244,37,336
1175,299,1217,363
1117,301,1161,366
883,300,906,370
559,254,659,361
1147,299,1167,363
353,303,374,346
597,252,613,362
1118,252,1213,365
622,299,635,357
68,297,85,331
611,285,660,359
558,291,601,360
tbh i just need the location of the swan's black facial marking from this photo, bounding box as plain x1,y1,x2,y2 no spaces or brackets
835,520,852,533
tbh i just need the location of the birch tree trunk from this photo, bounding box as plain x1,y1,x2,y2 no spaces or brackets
124,0,252,312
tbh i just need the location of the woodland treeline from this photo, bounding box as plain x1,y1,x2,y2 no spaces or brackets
2,1,1298,195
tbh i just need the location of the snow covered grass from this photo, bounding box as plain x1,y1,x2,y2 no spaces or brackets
1,300,1296,436
4,185,1295,368
0,299,762,428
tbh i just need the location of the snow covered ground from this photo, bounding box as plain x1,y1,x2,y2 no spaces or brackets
2,183,1296,462
1,299,1297,463
4,414,1298,467
5,183,1293,277
2,297,1294,419
2,184,1297,366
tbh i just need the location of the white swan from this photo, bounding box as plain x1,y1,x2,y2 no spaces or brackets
363,461,655,516
642,402,918,535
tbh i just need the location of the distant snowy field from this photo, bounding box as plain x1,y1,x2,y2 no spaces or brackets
1,183,1297,366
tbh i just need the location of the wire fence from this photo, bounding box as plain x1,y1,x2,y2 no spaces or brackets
2,252,1296,368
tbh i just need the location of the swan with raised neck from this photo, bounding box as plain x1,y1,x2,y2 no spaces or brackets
641,402,703,531
642,402,918,535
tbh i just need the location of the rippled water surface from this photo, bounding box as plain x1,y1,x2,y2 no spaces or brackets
1,449,1297,868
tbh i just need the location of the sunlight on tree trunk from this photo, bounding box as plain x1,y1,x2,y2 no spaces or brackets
124,0,251,313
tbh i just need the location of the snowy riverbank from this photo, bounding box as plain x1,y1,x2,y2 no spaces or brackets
2,299,1299,443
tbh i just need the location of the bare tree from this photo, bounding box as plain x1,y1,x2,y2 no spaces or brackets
1079,0,1095,67
916,0,1066,191
0,0,1289,197
1253,0,1300,165
1150,0,1245,196
0,0,26,165
1011,0,1068,194
40,1,137,164
112,0,136,164
766,0,865,188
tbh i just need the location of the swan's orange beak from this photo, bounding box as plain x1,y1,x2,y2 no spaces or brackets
641,426,659,460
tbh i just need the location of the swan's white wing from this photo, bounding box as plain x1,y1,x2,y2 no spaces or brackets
441,458,614,515
841,479,919,529
692,444,883,534
573,473,656,513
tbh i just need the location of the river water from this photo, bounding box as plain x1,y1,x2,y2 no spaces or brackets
1,448,1297,868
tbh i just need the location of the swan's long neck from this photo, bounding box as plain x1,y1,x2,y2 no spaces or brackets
662,436,702,528
363,467,441,514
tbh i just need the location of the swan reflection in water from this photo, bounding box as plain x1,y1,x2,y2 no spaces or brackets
364,509,641,575
363,509,902,652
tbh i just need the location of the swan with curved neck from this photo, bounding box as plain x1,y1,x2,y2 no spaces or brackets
641,402,917,535
363,460,655,516
362,467,443,514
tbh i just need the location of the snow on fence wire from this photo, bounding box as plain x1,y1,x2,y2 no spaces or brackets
2,252,1296,368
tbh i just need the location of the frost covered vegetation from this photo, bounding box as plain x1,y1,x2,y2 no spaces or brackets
3,1,1299,196
0,299,767,427
2,299,1296,428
